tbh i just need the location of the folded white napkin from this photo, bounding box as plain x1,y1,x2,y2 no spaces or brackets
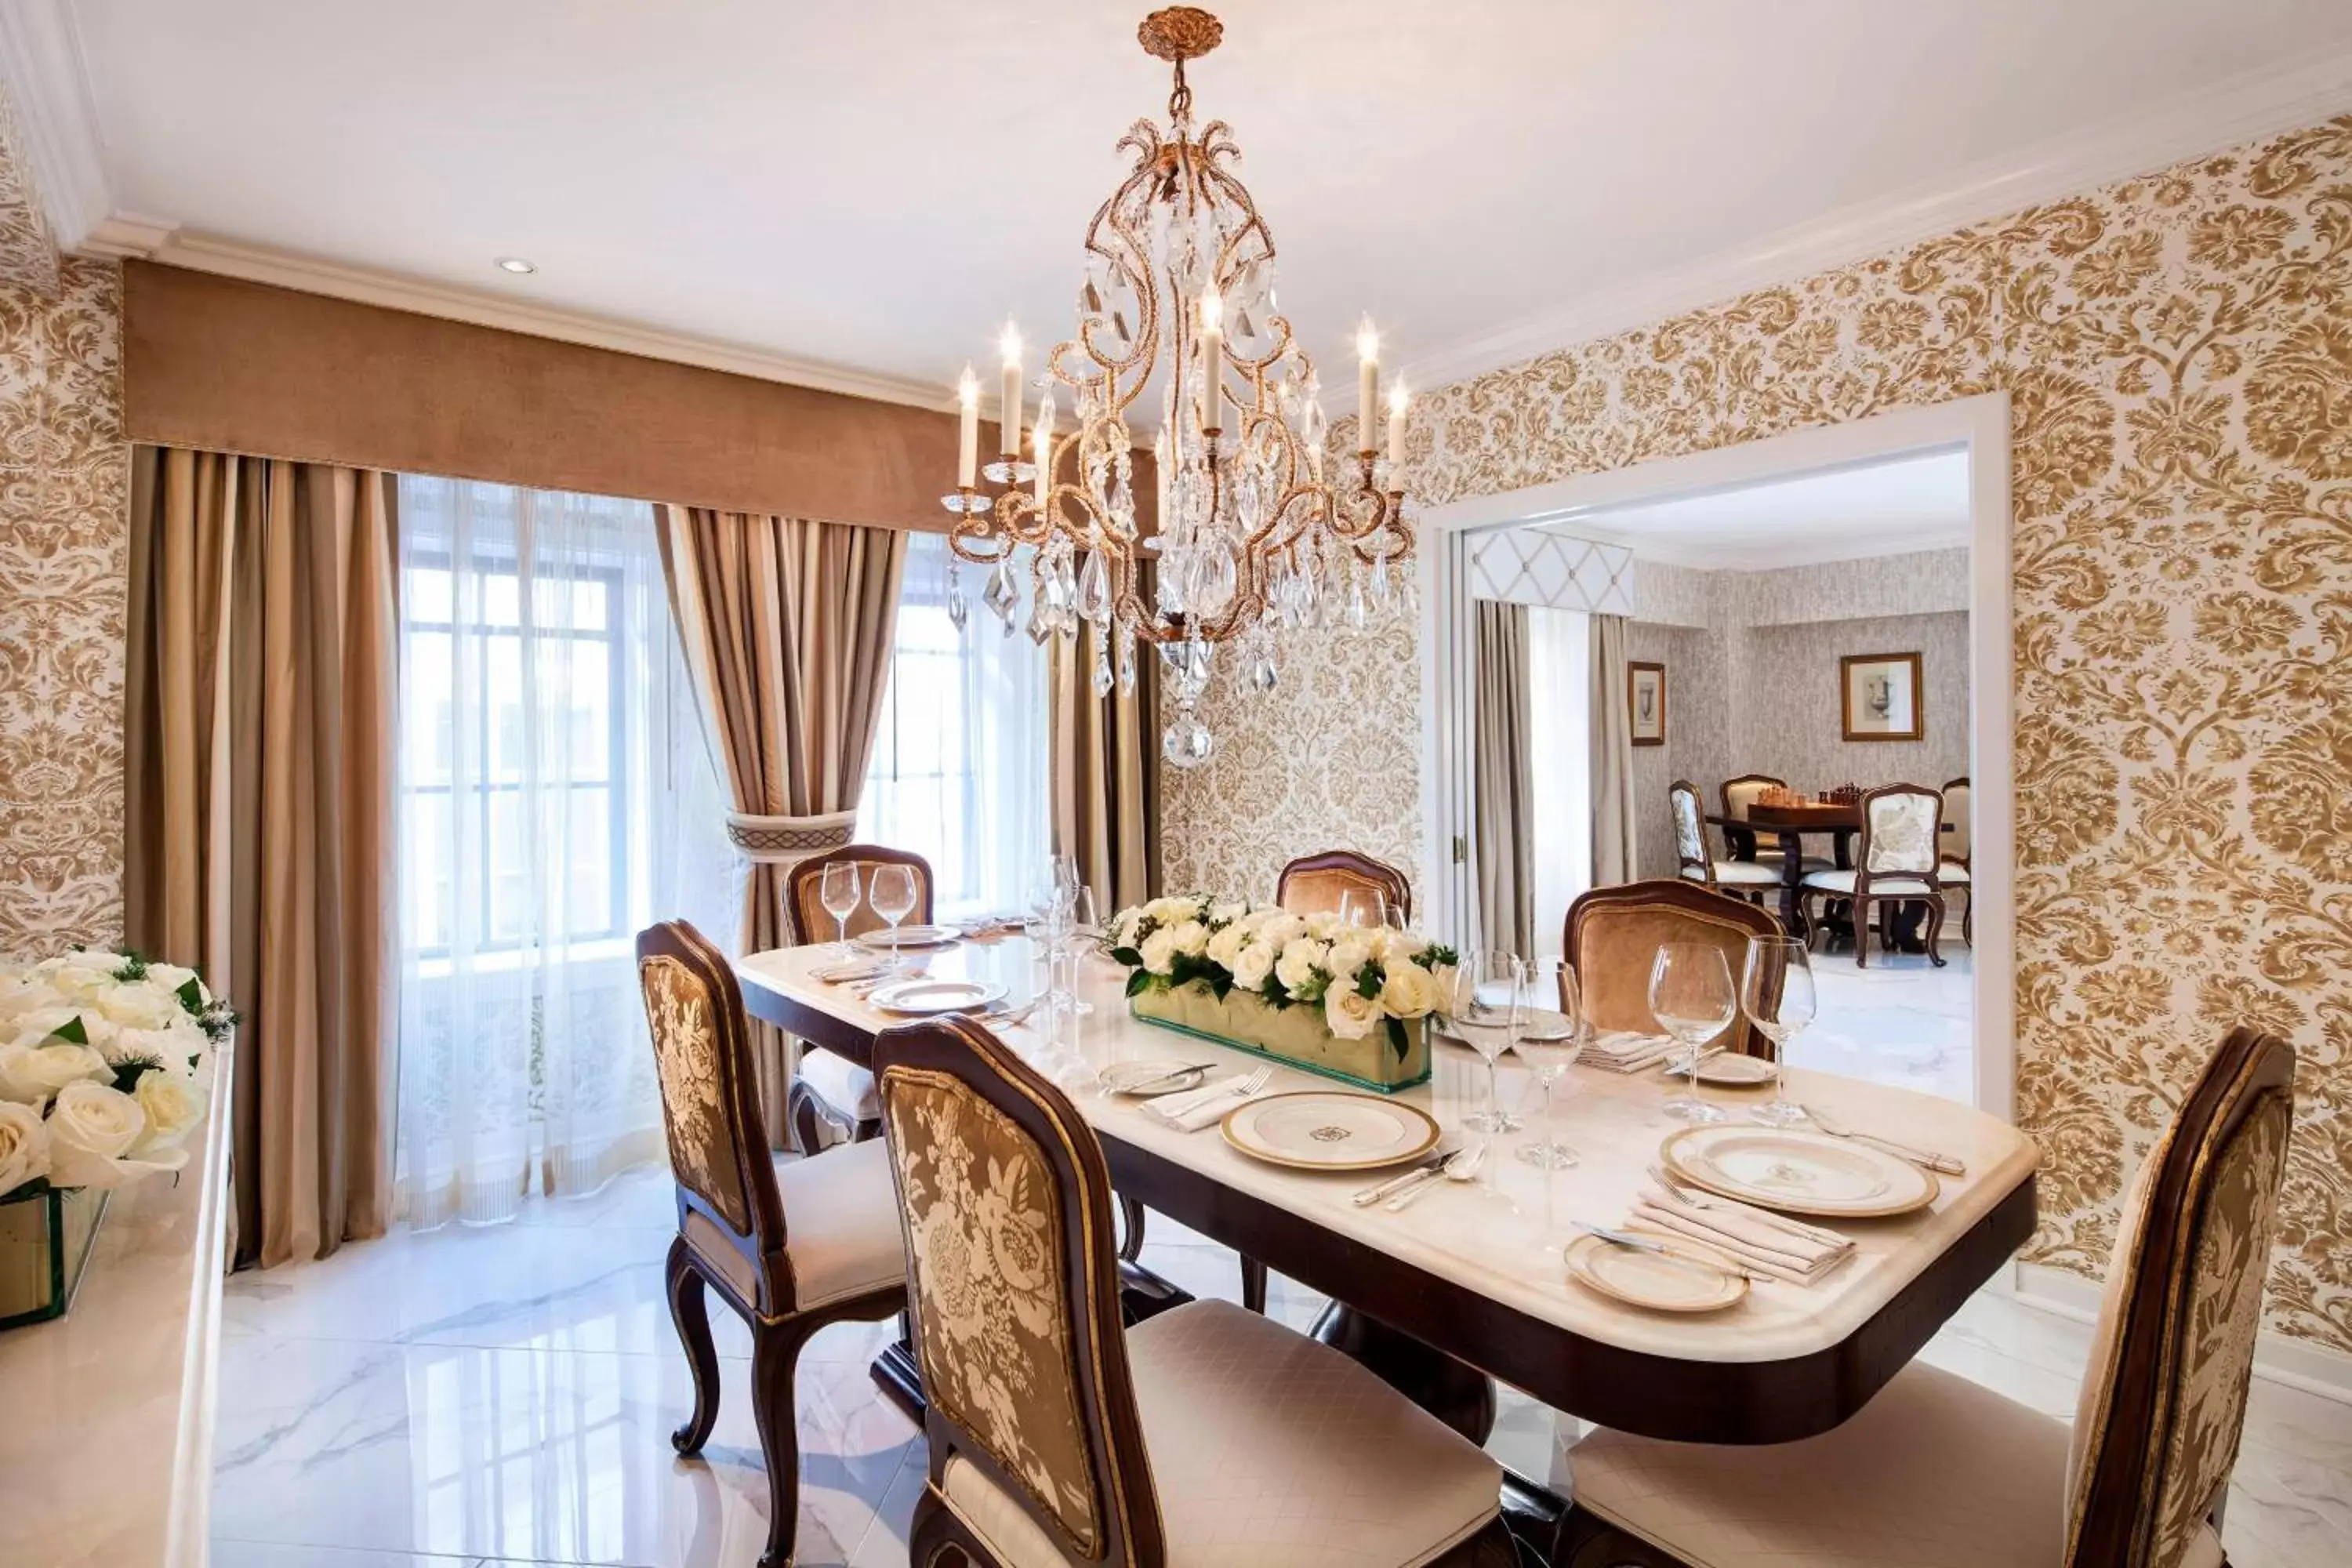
1628,1185,1855,1284
814,959,887,984
1139,1075,1258,1132
1583,1029,1685,1073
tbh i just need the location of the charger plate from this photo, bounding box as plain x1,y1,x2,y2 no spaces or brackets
1661,1125,1937,1218
1220,1092,1441,1173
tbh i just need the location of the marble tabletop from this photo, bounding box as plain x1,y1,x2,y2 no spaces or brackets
737,940,2038,1367
0,1041,235,1568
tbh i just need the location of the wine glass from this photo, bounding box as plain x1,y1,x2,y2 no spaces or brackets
1337,887,1388,929
818,861,862,957
1443,950,1526,1134
1741,935,1817,1127
1515,958,1583,1168
1650,942,1735,1124
1064,885,1100,1016
869,864,918,964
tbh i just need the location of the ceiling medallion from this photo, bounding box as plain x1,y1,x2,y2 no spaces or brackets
943,7,1414,768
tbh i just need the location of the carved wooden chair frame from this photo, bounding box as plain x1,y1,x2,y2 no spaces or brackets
1563,880,1785,1060
1799,782,1947,969
1276,848,1416,924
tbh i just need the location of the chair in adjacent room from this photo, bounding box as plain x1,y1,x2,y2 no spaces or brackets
636,919,910,1568
1800,782,1951,968
1276,848,1415,924
1717,771,1830,870
873,1012,1510,1568
781,842,935,1152
1560,1023,2297,1568
1941,773,1973,944
1564,879,1785,1059
1669,779,1782,907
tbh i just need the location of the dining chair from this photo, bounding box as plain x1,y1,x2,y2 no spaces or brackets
1559,1023,2297,1568
1941,774,1973,944
873,1011,1511,1568
1564,880,1784,1058
1798,782,1949,968
1668,779,1780,906
1276,848,1415,924
781,842,935,1152
1716,772,1830,870
635,919,910,1568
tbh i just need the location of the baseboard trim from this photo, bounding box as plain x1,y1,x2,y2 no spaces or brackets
2011,1261,2352,1406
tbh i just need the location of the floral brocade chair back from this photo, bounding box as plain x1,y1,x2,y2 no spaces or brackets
2064,1026,2296,1567
784,844,935,944
1669,780,1708,869
1860,784,1943,877
1276,850,1414,924
635,921,782,1276
873,1016,1162,1565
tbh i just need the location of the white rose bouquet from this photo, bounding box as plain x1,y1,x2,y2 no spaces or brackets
1108,895,1457,1062
0,948,234,1203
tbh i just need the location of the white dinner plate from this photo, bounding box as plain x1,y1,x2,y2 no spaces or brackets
1565,1233,1748,1313
854,924,960,952
866,978,1007,1015
1220,1092,1442,1172
1433,1007,1578,1049
1661,1125,1938,1218
1662,1053,1779,1087
1098,1059,1209,1097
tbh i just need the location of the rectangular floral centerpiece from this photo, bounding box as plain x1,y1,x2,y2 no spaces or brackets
1107,896,1454,1094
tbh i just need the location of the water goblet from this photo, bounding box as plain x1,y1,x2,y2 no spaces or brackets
1337,887,1388,930
1515,960,1584,1168
1742,935,1816,1127
818,860,862,958
1443,950,1526,1135
869,864,918,969
1650,942,1735,1123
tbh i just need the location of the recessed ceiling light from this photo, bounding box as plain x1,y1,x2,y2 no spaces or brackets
495,256,536,274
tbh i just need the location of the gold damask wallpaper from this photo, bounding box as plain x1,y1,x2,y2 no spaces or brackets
0,100,128,962
1164,114,2352,1352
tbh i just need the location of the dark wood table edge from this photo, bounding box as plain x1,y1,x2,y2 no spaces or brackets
742,973,2038,1446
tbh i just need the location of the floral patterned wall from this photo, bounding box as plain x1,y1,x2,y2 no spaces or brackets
1163,114,2352,1353
0,89,129,963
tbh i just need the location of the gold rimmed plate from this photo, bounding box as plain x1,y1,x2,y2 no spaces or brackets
1663,1053,1778,1087
1220,1091,1442,1173
1565,1233,1748,1313
866,978,1007,1015
854,924,961,952
1661,1125,1937,1218
1098,1059,1209,1097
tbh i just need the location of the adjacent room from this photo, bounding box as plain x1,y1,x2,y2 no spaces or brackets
1,5,2347,1568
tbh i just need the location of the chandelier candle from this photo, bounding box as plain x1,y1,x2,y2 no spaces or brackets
1386,379,1409,466
1357,316,1380,455
939,5,1414,765
956,365,979,489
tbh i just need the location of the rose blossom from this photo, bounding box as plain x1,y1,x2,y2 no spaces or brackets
0,1036,111,1105
47,1080,187,1189
0,1101,50,1196
1229,942,1276,991
1325,985,1382,1040
133,1069,208,1155
1380,962,1439,1018
1274,938,1330,997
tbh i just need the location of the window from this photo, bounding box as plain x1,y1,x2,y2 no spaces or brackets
859,534,1051,918
394,477,730,1229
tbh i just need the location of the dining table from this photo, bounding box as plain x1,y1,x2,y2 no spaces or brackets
735,935,2037,1551
1710,802,1952,943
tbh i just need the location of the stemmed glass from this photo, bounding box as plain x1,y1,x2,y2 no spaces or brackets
1741,935,1817,1127
1338,887,1388,929
1650,942,1735,1124
1443,950,1526,1134
818,861,862,958
869,864,917,967
1063,884,1099,1016
1515,959,1584,1168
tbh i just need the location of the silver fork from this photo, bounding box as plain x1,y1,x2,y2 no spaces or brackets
1803,1105,1965,1174
1232,1065,1274,1100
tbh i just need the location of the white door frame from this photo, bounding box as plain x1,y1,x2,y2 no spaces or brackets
1416,391,2016,1123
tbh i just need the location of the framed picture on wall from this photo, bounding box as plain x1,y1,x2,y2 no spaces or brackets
1628,661,1666,746
1841,651,1924,741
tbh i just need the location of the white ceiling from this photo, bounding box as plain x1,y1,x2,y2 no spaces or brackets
1539,449,1973,569
45,1,2352,402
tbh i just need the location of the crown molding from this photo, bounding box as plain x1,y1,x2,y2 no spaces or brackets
132,231,957,412
1544,518,1972,574
0,0,114,250
1403,49,2352,394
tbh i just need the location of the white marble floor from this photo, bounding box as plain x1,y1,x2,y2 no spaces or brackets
212,1163,2352,1568
1792,942,1976,1105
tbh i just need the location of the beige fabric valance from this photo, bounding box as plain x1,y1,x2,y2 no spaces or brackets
122,260,995,533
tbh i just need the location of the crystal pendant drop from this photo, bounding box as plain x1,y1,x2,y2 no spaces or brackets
1027,589,1054,645
1091,643,1116,699
1116,624,1138,699
1345,568,1370,631
1077,550,1112,622
946,561,969,632
982,560,1019,630
1162,709,1215,769
1247,646,1278,693
1225,255,1277,359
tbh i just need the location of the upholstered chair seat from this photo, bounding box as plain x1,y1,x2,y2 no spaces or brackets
943,1298,1501,1568
797,1047,880,1123
877,1015,1510,1568
1936,860,1971,884
1561,1025,2296,1568
1798,866,1935,895
1668,780,1782,908
1682,859,1780,888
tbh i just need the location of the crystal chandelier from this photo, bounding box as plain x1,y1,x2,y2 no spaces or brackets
942,5,1415,768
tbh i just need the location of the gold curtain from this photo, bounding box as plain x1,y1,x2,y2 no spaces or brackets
1050,619,1160,913
655,506,907,1139
123,446,397,1269
1591,612,1639,886
1474,601,1534,956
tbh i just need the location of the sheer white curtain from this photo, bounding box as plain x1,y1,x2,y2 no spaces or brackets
1528,606,1593,959
858,534,1051,919
395,477,731,1228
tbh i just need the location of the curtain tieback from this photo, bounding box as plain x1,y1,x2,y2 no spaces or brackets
724,808,858,866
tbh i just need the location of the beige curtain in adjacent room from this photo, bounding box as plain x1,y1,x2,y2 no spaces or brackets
1591,612,1639,886
1051,620,1160,913
1473,601,1535,956
655,506,906,1140
124,446,397,1269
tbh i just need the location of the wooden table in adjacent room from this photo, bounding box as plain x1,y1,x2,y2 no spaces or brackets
736,938,2035,1552
1710,800,1858,935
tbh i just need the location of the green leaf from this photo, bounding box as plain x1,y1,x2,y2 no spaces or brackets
1124,969,1154,999
114,952,149,982
111,1058,163,1095
1209,973,1232,1001
47,1015,89,1046
1259,975,1291,1011
177,978,205,1012
1109,946,1144,969
1355,965,1382,1000
1385,1017,1410,1062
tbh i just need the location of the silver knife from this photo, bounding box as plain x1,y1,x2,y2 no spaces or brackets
1577,1222,1764,1282
1352,1149,1455,1206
